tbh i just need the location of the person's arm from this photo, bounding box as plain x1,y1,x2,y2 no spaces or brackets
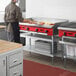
4,8,7,22
4,8,8,26
15,7,24,22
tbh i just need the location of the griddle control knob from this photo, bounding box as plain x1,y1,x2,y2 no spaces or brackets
26,27,29,30
22,27,25,29
45,30,48,33
64,32,66,35
35,29,38,32
75,34,76,37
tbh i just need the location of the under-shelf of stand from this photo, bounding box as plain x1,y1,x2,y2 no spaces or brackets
26,34,53,42
23,45,53,57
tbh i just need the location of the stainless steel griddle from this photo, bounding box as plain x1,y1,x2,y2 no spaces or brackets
19,17,68,64
58,22,76,67
58,22,76,31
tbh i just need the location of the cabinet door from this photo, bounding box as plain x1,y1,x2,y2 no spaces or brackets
9,64,23,76
0,56,6,76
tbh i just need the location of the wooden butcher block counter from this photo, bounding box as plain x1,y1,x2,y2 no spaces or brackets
0,40,22,53
0,25,6,29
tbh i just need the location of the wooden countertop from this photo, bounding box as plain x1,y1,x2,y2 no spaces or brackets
0,40,22,54
0,25,6,29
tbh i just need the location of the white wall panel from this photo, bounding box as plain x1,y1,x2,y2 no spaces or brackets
26,0,76,21
0,0,26,22
0,0,11,12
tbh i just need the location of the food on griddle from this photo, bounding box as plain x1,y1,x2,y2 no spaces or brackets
23,19,54,26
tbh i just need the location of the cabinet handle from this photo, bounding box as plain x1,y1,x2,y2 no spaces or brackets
13,60,17,63
3,60,5,66
13,72,17,76
13,73,22,76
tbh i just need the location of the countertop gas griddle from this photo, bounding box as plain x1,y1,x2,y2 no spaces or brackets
19,17,68,64
19,17,68,36
58,22,76,67
58,22,76,37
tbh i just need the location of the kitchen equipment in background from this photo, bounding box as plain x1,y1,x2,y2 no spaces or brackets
19,17,68,63
58,22,76,67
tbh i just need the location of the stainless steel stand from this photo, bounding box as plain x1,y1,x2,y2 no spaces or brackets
20,31,57,64
59,36,76,67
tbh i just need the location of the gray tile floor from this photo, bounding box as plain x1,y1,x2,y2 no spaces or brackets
0,29,25,45
23,51,76,72
0,29,8,40
0,28,76,72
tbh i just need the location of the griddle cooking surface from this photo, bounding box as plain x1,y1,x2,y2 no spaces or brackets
19,18,68,29
19,22,54,28
59,22,76,28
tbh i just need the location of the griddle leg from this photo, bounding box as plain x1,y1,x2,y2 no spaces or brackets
29,52,32,55
51,57,54,64
64,58,67,68
51,36,54,64
60,44,64,66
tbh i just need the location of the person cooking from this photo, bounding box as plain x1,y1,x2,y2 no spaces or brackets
4,0,25,43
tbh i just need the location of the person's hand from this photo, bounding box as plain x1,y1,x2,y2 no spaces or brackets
37,22,45,25
23,19,30,23
23,19,37,24
29,21,37,24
